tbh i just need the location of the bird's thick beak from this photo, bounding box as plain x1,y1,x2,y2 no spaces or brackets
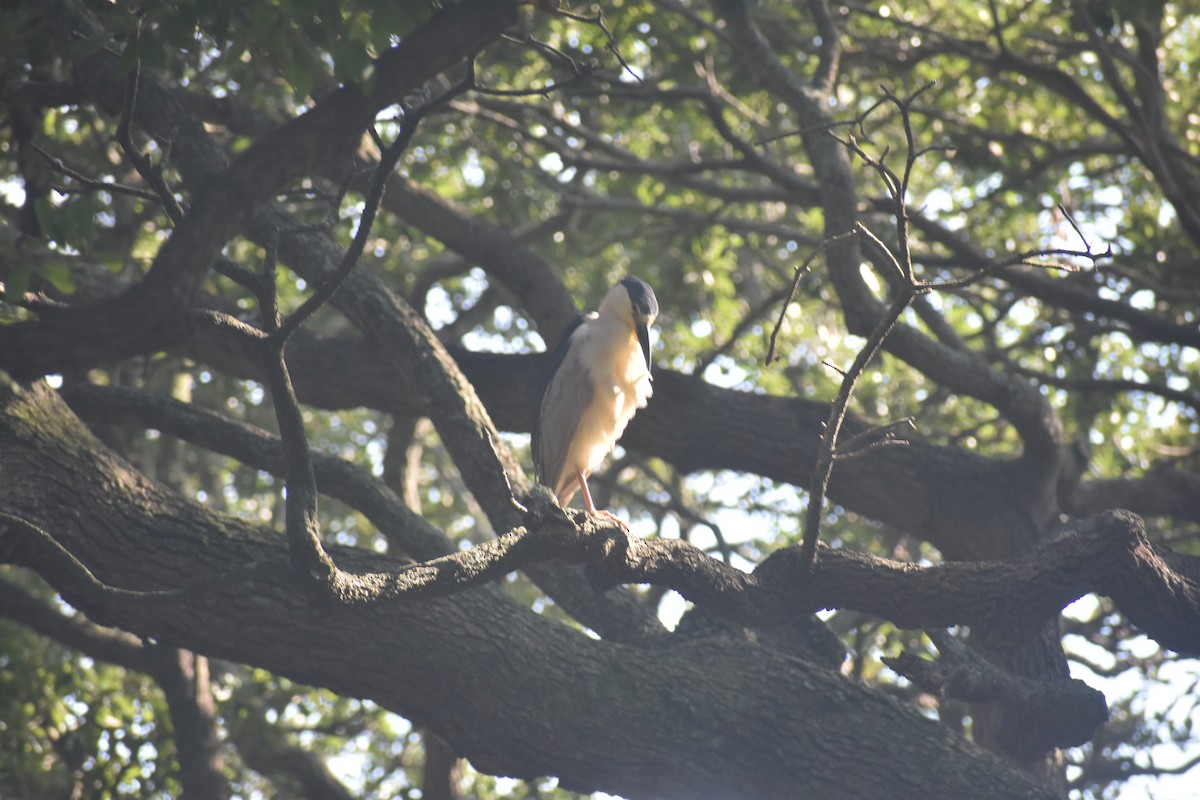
636,322,652,371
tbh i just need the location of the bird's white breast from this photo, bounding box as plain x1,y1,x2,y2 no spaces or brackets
569,316,653,477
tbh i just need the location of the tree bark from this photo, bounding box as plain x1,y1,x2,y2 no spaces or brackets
0,380,1059,799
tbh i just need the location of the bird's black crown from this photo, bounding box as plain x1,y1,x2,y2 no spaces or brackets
620,276,659,320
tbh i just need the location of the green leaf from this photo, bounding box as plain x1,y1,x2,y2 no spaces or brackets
43,262,77,295
33,197,62,242
4,265,32,300
289,40,316,99
62,195,99,248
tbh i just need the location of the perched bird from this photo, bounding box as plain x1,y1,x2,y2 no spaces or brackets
533,276,659,528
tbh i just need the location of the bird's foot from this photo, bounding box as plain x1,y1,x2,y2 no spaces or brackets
588,508,629,531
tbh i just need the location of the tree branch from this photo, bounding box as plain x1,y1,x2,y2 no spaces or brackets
0,379,1071,799
884,629,1108,750
0,0,519,380
11,384,1196,655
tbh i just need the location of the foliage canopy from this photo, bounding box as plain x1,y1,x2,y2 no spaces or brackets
1,1,1198,798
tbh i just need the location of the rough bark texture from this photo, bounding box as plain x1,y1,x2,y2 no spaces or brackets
0,380,1060,799
0,0,520,379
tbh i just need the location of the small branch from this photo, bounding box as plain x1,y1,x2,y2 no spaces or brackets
257,343,338,585
1009,365,1200,416
694,283,791,374
1070,749,1200,789
31,143,161,202
243,67,476,590
837,417,915,455
766,215,914,574
0,511,183,604
917,242,1104,293
472,39,600,98
799,265,914,569
830,436,910,462
117,17,186,226
267,144,394,345
60,383,455,562
807,0,842,93
0,576,148,670
772,82,1111,571
212,255,261,291
190,308,268,342
273,67,474,347
765,228,859,364
555,6,643,83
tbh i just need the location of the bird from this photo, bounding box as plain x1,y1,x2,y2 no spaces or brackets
533,276,659,529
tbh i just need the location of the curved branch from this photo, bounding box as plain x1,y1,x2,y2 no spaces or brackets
715,0,1067,489
884,629,1108,750
0,576,147,670
1067,470,1200,529
59,382,664,644
0,379,1059,800
18,385,1196,655
60,383,454,560
0,0,519,380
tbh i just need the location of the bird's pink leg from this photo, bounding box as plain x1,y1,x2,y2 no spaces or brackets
577,472,629,530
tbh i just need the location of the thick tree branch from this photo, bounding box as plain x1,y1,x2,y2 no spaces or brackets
16,383,1199,656
0,0,519,379
1067,470,1200,526
884,629,1108,751
0,576,147,670
59,380,664,644
15,2,658,641
154,650,228,800
0,380,1059,800
716,0,1069,498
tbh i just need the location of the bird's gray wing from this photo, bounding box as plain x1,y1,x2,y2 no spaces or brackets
533,320,593,497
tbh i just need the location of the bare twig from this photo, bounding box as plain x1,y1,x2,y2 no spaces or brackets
799,251,913,569
555,6,644,83
835,417,915,460
694,284,792,374
116,16,186,226
765,228,859,364
774,84,1109,571
253,66,476,588
31,144,160,202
